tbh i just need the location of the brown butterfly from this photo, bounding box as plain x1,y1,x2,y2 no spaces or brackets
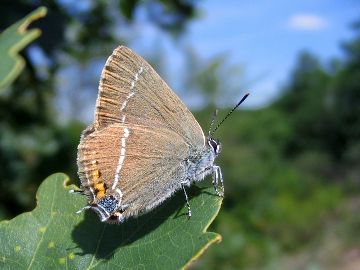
73,46,248,223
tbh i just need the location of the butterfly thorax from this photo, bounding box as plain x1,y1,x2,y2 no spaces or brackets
183,138,221,184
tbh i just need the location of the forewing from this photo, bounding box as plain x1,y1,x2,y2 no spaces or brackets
93,46,205,146
78,123,189,218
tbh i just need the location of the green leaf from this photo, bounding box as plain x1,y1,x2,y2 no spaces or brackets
0,7,47,89
0,173,222,269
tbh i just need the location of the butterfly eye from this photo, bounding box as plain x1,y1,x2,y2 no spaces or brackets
208,139,220,154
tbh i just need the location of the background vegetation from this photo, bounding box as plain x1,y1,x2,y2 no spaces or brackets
1,1,359,269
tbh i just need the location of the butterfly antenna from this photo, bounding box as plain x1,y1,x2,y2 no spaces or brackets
208,109,219,137
211,93,250,136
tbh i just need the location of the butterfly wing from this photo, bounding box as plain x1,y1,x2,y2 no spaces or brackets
93,45,205,146
78,123,189,219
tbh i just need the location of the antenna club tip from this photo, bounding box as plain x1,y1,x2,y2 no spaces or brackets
211,92,249,135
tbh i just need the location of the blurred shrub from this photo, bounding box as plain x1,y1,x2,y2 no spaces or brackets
192,18,360,270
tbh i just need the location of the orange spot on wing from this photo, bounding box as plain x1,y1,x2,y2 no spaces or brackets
94,182,106,199
92,169,100,181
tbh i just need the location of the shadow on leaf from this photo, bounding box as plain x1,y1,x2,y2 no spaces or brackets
71,185,203,260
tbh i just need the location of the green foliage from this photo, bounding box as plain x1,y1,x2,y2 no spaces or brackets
0,3,220,270
274,52,333,155
0,6,62,219
0,7,46,89
119,0,140,20
183,49,244,108
0,173,222,269
192,108,345,269
274,45,360,164
0,0,200,220
0,2,359,269
193,19,360,269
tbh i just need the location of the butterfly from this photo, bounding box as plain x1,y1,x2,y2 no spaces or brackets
74,46,248,223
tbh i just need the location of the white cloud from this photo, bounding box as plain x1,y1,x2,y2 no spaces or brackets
287,14,328,31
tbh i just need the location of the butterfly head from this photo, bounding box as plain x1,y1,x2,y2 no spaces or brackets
207,93,249,155
207,137,221,156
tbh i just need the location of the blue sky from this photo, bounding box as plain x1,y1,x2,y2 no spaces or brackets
130,0,360,108
35,1,360,122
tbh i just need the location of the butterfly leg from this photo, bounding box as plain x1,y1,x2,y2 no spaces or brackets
213,165,224,197
120,204,129,212
212,168,221,196
218,166,224,195
181,182,192,218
